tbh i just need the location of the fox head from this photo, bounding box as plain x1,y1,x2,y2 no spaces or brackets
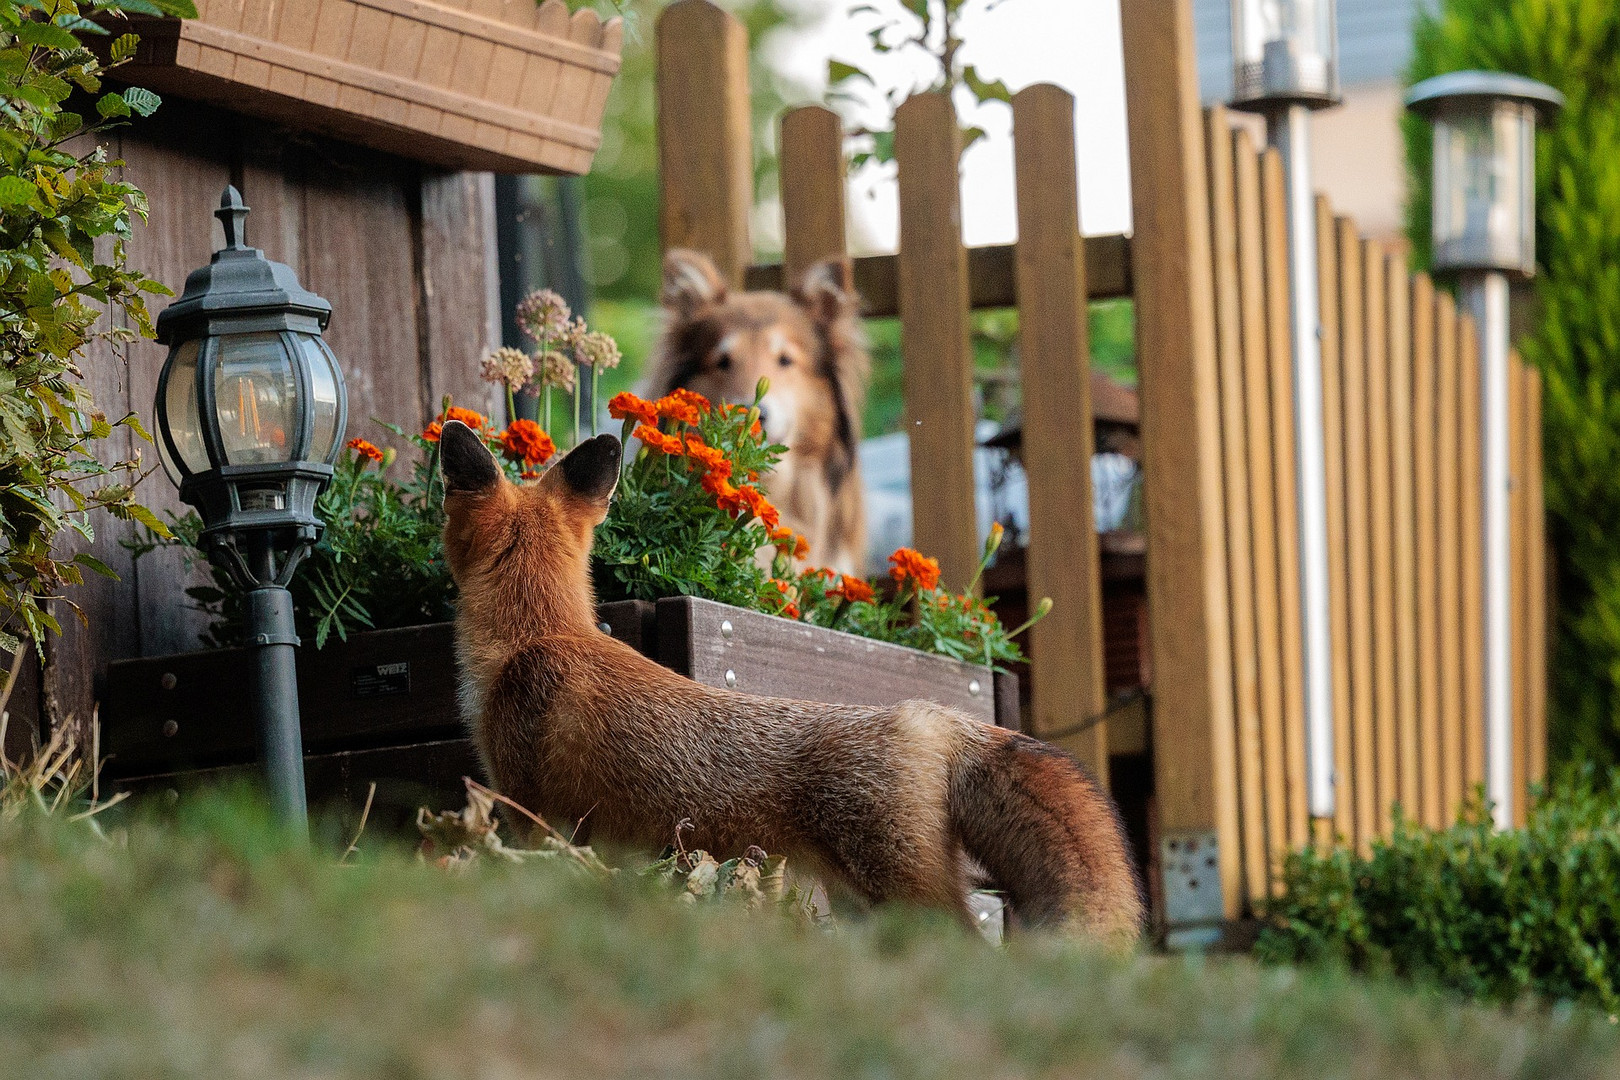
439,420,620,630
645,248,868,488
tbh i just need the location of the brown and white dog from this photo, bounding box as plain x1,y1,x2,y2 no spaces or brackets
643,249,869,574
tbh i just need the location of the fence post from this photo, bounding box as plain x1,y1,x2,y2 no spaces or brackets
894,92,979,593
1010,84,1108,781
655,0,753,285
1120,0,1240,941
779,106,847,282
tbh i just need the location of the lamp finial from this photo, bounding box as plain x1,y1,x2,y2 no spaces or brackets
216,185,250,251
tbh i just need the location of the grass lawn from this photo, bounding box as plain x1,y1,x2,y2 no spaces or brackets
3,793,1616,1080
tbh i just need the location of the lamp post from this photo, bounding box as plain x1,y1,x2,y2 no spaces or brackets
153,186,347,831
1229,0,1340,820
1406,72,1562,829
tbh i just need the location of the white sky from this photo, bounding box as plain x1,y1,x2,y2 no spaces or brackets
760,0,1134,252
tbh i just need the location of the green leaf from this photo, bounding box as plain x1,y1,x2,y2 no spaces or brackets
961,65,1011,105
120,86,160,117
95,92,130,119
827,60,872,88
73,552,119,580
0,175,34,205
123,502,171,537
109,32,140,64
14,21,79,50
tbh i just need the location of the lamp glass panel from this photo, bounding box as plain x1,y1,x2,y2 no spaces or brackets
1232,0,1335,99
160,337,208,482
213,331,298,465
299,334,344,463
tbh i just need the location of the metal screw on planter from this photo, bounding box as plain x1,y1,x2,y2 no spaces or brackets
152,186,347,832
1228,0,1341,824
1406,72,1562,830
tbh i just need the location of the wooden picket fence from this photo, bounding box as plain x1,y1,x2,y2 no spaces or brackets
654,0,1549,925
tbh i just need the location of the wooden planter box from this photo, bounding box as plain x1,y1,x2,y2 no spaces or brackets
107,0,623,174
101,597,1019,827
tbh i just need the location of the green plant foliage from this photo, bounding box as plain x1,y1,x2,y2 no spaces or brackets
0,0,195,654
1404,0,1620,763
1257,773,1620,1012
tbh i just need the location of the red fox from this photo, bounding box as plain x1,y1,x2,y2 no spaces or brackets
439,422,1143,944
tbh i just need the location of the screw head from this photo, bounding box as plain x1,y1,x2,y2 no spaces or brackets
724,669,737,687
160,672,178,691
968,679,982,696
720,619,734,639
161,719,179,738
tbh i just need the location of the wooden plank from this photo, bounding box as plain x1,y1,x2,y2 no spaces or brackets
1363,240,1398,836
1410,273,1442,828
1434,290,1463,821
655,597,998,724
1260,150,1308,852
2,645,41,763
895,91,979,593
779,106,847,281
1509,349,1528,827
655,0,753,285
1204,108,1265,905
744,235,1134,313
1525,365,1547,793
418,170,503,419
1012,85,1108,778
1458,314,1486,803
1315,197,1353,846
1121,0,1241,924
1337,219,1375,850
1386,252,1421,822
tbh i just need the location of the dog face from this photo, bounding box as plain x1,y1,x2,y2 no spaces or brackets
648,250,867,485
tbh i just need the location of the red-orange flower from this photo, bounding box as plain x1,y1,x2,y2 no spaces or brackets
346,437,384,464
683,436,731,478
421,421,443,442
733,485,779,530
888,547,941,592
701,471,740,501
667,387,712,416
608,391,660,426
767,527,808,560
440,406,487,430
654,393,702,426
498,419,556,466
781,602,801,620
834,574,875,604
519,469,543,481
633,423,684,455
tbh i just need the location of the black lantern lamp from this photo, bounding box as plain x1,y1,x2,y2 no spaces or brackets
153,186,347,830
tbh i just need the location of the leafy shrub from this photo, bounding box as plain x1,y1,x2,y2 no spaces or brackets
0,0,196,654
1256,774,1620,1011
1404,0,1620,763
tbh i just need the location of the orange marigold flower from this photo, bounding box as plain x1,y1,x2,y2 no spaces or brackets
654,394,702,426
346,437,384,464
498,419,556,466
683,436,731,478
888,547,941,592
702,471,740,501
667,387,712,416
421,421,443,442
608,391,660,426
781,602,801,620
519,469,543,481
632,424,684,455
735,485,779,530
440,406,486,430
835,575,875,604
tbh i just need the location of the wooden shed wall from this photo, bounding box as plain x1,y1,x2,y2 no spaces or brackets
22,98,502,746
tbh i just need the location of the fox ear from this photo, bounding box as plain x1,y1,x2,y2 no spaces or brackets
661,249,726,319
558,434,621,504
439,421,500,495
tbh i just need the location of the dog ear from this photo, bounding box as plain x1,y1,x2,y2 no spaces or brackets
797,258,868,491
439,421,501,495
558,434,622,504
795,257,858,329
661,249,727,320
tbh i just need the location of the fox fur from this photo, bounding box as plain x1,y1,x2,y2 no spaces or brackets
439,422,1142,944
643,249,869,575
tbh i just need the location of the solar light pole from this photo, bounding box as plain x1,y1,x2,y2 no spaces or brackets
1229,0,1340,821
1406,72,1562,829
153,186,348,831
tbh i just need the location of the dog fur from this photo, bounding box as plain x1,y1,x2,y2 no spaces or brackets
439,422,1143,944
642,249,869,574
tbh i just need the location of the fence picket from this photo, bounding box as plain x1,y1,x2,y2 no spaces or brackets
1316,197,1353,846
1525,365,1547,794
1411,274,1443,828
1012,85,1108,779
1363,242,1398,837
1459,315,1486,802
895,92,980,593
1386,252,1421,821
1435,291,1464,820
779,106,847,281
1509,349,1528,827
